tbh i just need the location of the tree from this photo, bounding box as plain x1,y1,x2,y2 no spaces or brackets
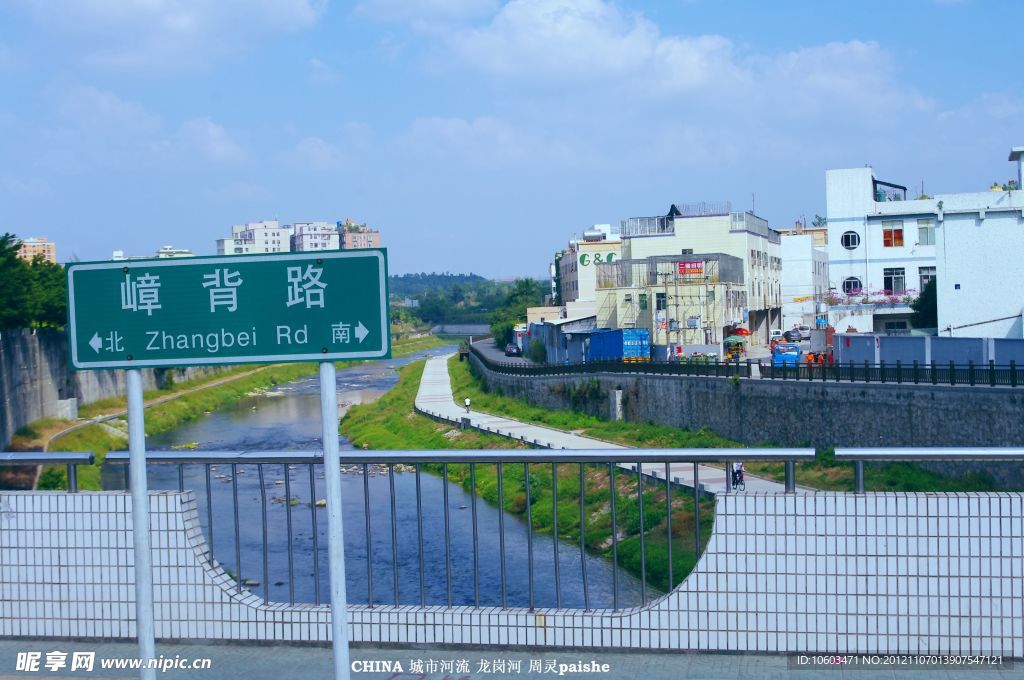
0,233,39,329
910,279,937,329
29,257,67,327
812,215,827,228
490,278,545,346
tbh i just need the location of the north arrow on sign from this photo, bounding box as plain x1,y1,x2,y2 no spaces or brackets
89,333,102,353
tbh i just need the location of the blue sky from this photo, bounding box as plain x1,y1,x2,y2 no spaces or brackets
0,0,1021,277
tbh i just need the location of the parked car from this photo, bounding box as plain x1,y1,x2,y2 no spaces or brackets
769,329,784,343
504,343,522,357
797,324,812,340
782,329,801,342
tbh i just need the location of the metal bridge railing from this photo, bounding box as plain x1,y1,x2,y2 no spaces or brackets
103,448,812,611
470,345,752,378
0,451,94,492
835,447,1024,493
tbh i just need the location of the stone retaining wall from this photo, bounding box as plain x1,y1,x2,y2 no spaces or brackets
0,329,218,448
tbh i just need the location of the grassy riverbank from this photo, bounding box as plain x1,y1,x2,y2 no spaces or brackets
31,335,454,491
341,358,713,591
454,354,1001,493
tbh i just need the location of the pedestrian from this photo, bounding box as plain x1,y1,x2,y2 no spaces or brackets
464,397,471,414
732,461,744,487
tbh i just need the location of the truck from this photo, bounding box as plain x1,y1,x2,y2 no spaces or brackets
586,328,651,362
772,343,804,367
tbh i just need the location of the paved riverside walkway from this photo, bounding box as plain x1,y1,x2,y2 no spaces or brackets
415,354,789,494
3,640,1019,679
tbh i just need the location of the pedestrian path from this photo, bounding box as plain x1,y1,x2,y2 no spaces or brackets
415,354,790,494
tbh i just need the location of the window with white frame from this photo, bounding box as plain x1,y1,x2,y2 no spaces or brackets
883,267,906,294
917,219,935,246
841,231,860,250
919,266,936,290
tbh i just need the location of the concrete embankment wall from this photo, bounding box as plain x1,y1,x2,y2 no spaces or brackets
3,489,1020,656
469,353,1024,450
0,329,218,448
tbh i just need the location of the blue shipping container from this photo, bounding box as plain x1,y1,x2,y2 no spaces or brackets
586,329,650,361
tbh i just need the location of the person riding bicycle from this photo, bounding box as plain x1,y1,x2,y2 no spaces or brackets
732,461,745,488
464,397,471,414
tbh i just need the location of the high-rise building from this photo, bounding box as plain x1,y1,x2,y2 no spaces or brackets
291,222,340,251
17,237,56,263
216,220,293,255
338,219,382,250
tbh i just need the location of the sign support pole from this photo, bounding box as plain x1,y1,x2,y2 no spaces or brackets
127,369,156,680
319,361,351,680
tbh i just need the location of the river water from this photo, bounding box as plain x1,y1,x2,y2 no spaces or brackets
117,347,645,609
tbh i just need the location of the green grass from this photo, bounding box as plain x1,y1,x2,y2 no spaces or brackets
454,354,1004,494
341,360,521,451
29,335,450,492
343,358,712,590
450,355,738,449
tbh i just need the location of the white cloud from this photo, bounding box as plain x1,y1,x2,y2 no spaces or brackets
36,85,248,171
279,136,344,170
356,0,497,31
308,58,338,85
175,118,248,163
401,115,579,169
447,0,741,91
16,0,327,70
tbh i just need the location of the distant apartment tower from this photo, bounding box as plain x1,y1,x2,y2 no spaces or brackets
17,237,56,263
291,222,339,251
339,219,381,250
216,220,293,255
113,245,193,261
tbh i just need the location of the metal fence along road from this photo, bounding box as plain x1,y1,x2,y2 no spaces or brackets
472,344,1024,387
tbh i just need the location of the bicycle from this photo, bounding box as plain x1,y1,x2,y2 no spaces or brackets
732,470,746,491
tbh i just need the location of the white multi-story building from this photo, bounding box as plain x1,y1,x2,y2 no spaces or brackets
780,233,828,329
935,147,1023,337
290,222,339,251
112,245,193,260
216,220,293,255
616,202,782,342
554,225,622,314
826,147,1023,336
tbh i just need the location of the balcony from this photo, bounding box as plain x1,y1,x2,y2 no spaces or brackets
872,178,907,202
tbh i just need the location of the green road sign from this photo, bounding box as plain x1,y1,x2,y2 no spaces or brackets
67,250,390,370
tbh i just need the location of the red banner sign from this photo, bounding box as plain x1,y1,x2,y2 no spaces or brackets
677,261,704,276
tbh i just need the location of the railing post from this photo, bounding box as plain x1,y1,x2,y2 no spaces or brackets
895,360,902,384
848,360,855,383
692,463,700,561
931,360,937,385
864,360,870,383
880,360,887,384
949,360,956,386
724,459,732,492
989,359,996,387
66,463,78,493
968,360,975,386
854,461,865,494
784,461,795,493
1012,360,1018,388
746,358,752,378
913,360,919,384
